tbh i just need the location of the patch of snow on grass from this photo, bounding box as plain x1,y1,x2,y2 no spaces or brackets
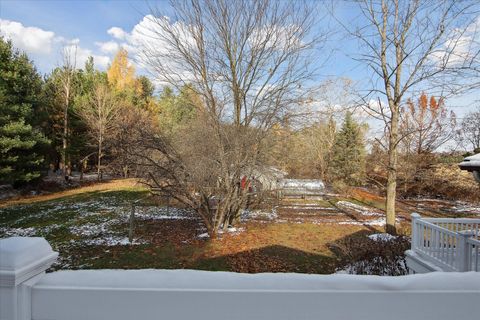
282,202,329,206
336,201,382,216
69,222,115,237
0,227,37,237
368,233,397,242
81,236,147,246
131,206,195,220
222,227,245,234
280,206,333,210
197,227,246,239
338,217,402,226
0,224,61,237
280,179,325,189
338,218,385,226
197,232,210,239
241,208,278,221
449,202,480,215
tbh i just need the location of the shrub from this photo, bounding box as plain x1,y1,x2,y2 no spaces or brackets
331,180,349,194
403,164,480,202
329,233,410,276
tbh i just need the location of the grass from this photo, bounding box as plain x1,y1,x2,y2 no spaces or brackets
0,179,145,208
1,179,386,274
80,222,370,273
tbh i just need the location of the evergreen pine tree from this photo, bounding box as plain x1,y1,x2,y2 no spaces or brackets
330,112,366,185
0,38,49,185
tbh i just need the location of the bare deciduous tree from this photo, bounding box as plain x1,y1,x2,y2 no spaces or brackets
123,0,326,237
58,45,77,180
459,106,480,152
347,0,479,233
77,84,119,181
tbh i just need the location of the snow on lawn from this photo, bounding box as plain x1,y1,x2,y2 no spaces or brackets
448,202,480,215
70,222,116,237
1,199,120,226
368,233,397,241
336,201,382,216
280,205,334,210
284,202,329,206
80,236,148,246
197,227,245,239
280,179,325,190
411,199,480,216
241,208,278,221
132,206,196,220
338,218,386,226
0,227,38,237
0,223,62,237
0,199,196,244
66,206,196,243
337,218,399,226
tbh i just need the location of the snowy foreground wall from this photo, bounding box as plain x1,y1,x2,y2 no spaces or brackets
1,237,479,320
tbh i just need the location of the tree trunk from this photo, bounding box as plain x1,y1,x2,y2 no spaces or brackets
385,166,397,234
129,204,135,244
386,103,399,235
209,231,217,239
97,138,102,181
230,210,241,226
62,104,68,181
80,161,84,181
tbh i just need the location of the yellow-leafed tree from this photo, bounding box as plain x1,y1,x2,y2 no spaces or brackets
107,49,135,91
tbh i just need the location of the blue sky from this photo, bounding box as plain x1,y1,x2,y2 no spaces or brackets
0,0,477,120
1,0,152,43
0,0,156,71
0,1,358,77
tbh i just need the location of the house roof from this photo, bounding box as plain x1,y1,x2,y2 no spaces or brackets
459,153,480,172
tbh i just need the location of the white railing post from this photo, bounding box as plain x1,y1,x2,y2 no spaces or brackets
457,231,475,272
411,213,421,251
0,237,58,320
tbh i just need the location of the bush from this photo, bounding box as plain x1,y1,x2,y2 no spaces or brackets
329,233,410,276
331,180,349,194
402,164,480,201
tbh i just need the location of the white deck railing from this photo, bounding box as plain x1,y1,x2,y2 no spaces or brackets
466,237,480,272
1,237,480,320
411,213,480,272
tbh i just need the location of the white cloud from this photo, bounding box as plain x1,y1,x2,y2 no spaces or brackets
95,40,120,54
59,39,111,70
111,15,175,58
0,19,111,71
104,14,307,88
251,24,303,52
104,15,197,85
361,99,390,119
107,26,128,40
0,19,55,54
431,16,480,67
64,44,111,70
67,38,80,45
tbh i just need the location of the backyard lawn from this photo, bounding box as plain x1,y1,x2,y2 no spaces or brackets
1,179,478,274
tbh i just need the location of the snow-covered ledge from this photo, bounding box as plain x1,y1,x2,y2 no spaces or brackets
0,237,58,320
